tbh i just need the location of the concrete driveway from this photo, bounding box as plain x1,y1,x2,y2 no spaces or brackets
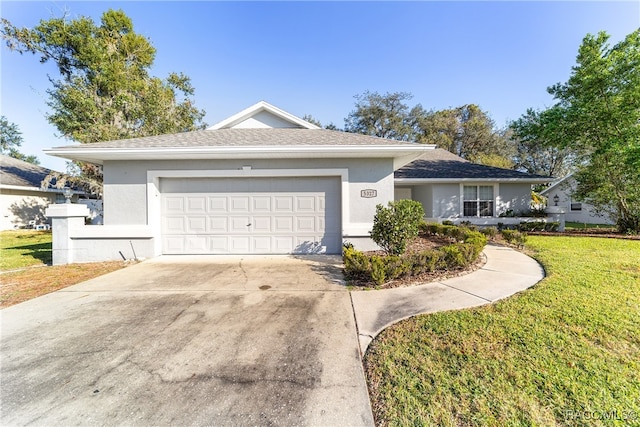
1,256,373,426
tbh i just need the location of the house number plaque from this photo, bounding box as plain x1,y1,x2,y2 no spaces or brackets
360,189,377,198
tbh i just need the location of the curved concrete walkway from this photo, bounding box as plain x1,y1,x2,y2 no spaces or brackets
350,243,545,353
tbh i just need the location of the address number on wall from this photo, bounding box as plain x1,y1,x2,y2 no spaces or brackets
360,189,377,198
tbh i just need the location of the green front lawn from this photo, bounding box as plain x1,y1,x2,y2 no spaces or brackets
0,230,52,270
365,236,640,426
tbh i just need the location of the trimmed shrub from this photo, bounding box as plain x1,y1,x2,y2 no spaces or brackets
501,229,528,247
481,226,498,239
518,221,560,232
345,224,487,286
371,200,425,255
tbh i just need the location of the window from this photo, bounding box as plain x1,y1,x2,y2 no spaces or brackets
570,198,582,211
463,185,494,217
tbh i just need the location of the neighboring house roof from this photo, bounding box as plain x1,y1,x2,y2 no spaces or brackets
539,174,575,196
395,149,552,183
0,154,56,190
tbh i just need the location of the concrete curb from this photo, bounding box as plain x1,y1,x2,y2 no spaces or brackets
350,244,545,354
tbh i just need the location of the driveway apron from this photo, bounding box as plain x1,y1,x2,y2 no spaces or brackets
1,256,374,426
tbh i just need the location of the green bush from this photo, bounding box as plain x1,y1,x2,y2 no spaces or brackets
371,200,425,255
481,226,498,239
517,221,560,232
345,225,487,286
501,229,528,247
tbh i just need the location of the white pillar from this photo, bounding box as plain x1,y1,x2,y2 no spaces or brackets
545,206,566,232
45,204,90,265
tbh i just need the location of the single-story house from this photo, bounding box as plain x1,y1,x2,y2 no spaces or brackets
44,101,436,262
395,148,551,225
540,174,614,225
0,154,80,230
44,101,553,264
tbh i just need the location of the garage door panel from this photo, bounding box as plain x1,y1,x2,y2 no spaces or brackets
208,197,227,212
274,196,293,212
252,216,271,232
186,197,206,213
230,216,251,233
209,236,228,252
252,196,271,212
273,236,294,252
296,217,316,233
209,217,228,233
164,216,186,233
164,236,185,253
186,217,207,233
186,236,207,252
230,237,250,253
296,196,316,212
229,197,250,212
274,216,294,232
161,177,341,254
164,197,184,212
252,236,272,252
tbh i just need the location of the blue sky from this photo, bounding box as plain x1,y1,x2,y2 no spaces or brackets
1,1,638,171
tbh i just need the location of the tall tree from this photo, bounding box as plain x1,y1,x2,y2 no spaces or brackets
509,107,576,177
0,116,40,164
415,104,514,166
2,9,206,193
516,29,640,232
344,91,418,141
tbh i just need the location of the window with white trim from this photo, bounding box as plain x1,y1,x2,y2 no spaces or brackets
463,185,494,217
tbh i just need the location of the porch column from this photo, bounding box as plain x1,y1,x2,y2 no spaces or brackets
45,204,90,265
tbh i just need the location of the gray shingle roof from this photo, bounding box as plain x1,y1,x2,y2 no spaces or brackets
0,155,55,188
395,149,551,180
51,128,422,150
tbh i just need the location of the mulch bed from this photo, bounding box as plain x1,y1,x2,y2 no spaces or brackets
350,233,488,290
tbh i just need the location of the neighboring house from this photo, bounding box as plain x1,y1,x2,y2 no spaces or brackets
394,149,551,225
0,155,68,230
540,174,615,225
44,101,435,261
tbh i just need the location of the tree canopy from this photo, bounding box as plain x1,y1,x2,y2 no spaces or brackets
509,107,576,177
0,116,39,164
2,9,206,194
1,9,206,145
344,91,514,167
515,29,640,232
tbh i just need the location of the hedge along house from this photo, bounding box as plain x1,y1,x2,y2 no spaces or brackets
44,101,435,264
394,149,552,225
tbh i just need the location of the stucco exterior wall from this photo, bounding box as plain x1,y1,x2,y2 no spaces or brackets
430,184,460,218
0,189,56,230
497,183,532,216
102,158,396,253
543,178,614,225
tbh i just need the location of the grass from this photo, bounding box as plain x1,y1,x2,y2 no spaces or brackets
0,230,53,269
364,236,640,426
0,230,128,308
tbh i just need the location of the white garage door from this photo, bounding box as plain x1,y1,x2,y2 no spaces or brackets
160,177,341,254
